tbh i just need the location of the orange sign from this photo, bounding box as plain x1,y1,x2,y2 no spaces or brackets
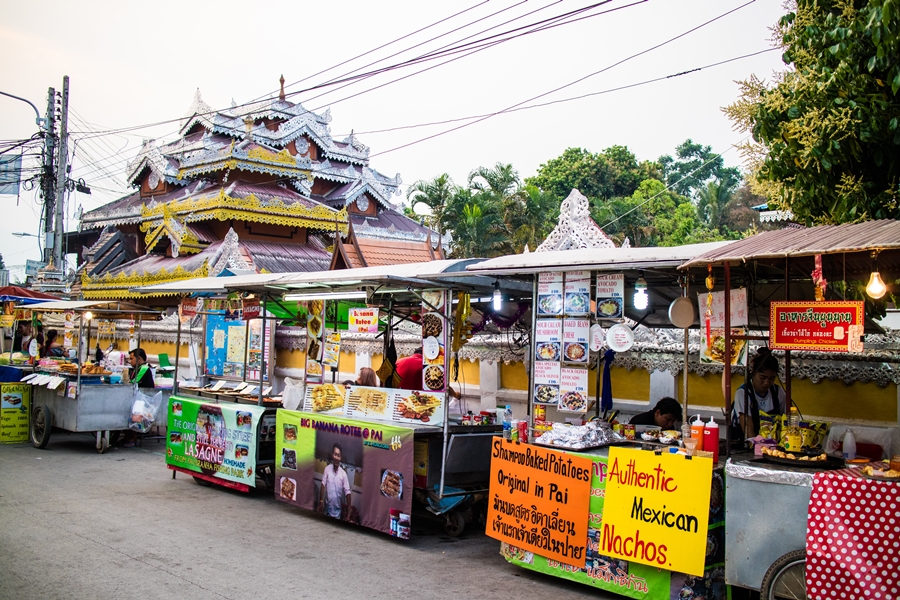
486,438,592,567
770,300,864,352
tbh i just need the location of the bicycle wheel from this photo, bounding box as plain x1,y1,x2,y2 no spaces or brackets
760,549,807,600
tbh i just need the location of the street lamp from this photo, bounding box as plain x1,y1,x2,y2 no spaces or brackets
12,232,40,238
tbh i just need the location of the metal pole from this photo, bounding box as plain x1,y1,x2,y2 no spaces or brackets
723,262,733,456
438,288,452,498
52,76,68,269
42,87,56,264
528,274,537,427
682,275,690,426
174,300,183,395
784,257,792,407
258,294,266,407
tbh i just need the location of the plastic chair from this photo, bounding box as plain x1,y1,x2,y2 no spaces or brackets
157,353,176,375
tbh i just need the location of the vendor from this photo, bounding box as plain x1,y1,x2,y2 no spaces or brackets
732,348,786,439
12,321,33,353
396,347,423,390
629,397,681,428
128,348,155,389
42,329,65,358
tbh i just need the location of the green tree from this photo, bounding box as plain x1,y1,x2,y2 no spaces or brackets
695,178,736,230
0,253,5,270
657,139,741,198
406,174,457,237
724,0,900,224
449,197,512,258
506,184,559,253
525,146,653,201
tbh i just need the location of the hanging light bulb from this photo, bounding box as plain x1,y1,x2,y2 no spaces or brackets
492,281,502,311
866,251,887,299
633,273,649,310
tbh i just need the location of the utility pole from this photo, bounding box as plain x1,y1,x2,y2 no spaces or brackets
52,75,69,269
41,86,56,265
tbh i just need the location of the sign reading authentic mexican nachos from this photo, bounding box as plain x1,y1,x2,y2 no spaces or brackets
600,447,712,577
769,300,864,353
486,438,592,567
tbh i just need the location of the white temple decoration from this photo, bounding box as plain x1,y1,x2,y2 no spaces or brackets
209,228,250,276
536,189,628,252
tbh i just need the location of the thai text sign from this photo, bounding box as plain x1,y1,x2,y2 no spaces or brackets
166,396,265,486
601,447,712,576
486,438,592,567
769,301,864,352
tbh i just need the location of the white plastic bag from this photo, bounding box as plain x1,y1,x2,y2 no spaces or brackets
129,389,163,433
282,377,304,411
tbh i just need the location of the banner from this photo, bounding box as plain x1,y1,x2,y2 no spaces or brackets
165,396,266,487
770,300,864,352
601,447,712,576
486,438,593,567
0,383,31,443
275,410,414,537
501,451,727,599
180,298,200,319
348,308,379,333
241,299,261,321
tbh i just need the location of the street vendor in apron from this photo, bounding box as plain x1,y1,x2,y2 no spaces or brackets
120,348,155,447
732,348,786,440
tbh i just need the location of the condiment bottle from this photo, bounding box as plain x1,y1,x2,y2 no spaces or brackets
842,429,857,460
690,415,705,448
703,416,719,463
784,407,802,453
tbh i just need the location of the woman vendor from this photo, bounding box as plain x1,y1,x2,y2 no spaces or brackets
732,348,786,439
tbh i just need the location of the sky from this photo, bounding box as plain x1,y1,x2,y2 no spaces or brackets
0,0,787,282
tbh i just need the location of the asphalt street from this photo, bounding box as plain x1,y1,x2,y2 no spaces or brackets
0,433,623,600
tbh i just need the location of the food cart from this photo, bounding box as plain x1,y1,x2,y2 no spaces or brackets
229,259,530,537
680,220,900,600
463,242,735,598
21,300,163,453
132,273,285,492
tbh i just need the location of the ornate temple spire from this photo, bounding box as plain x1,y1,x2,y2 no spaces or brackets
536,189,625,252
279,74,286,101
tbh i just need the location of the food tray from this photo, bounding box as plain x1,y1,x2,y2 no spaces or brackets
531,439,631,452
754,454,845,470
856,471,900,482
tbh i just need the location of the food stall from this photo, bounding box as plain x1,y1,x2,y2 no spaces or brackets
132,273,285,492
463,242,735,598
230,260,530,537
681,220,900,599
20,300,163,453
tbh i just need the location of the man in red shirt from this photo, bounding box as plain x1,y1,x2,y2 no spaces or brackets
395,347,423,390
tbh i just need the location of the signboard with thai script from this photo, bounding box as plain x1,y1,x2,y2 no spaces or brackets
769,300,864,353
600,447,712,576
486,438,593,567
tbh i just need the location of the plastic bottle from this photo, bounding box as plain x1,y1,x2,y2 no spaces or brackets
784,407,802,452
690,415,705,448
503,404,513,439
703,416,719,463
842,429,857,460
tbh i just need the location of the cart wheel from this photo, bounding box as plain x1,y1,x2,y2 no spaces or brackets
444,511,465,537
98,435,109,454
193,476,214,487
31,405,52,449
760,549,807,600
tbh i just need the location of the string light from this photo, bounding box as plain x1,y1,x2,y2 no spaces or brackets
866,251,887,299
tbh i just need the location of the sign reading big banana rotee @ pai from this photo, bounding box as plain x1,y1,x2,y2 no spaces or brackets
486,438,593,568
600,447,712,576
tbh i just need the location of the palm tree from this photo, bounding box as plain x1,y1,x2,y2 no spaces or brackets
406,174,457,237
450,199,513,258
507,184,559,253
696,178,735,231
467,163,520,199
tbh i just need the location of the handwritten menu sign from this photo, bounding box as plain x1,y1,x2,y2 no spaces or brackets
558,367,589,413
596,274,625,319
537,272,564,316
697,288,748,328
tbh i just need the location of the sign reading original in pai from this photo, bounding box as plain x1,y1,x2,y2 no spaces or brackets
770,300,864,353
486,438,592,567
600,447,712,576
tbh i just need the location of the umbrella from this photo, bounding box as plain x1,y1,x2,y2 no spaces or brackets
0,286,59,305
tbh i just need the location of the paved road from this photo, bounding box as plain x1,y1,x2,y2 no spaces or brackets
0,434,622,600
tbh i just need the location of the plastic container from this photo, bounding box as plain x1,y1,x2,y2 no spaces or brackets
842,429,857,460
690,415,705,448
503,405,513,439
703,416,719,463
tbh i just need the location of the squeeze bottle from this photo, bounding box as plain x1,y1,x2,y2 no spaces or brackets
842,429,857,460
703,416,719,463
690,415,705,447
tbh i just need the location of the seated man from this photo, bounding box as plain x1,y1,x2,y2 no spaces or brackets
629,397,681,429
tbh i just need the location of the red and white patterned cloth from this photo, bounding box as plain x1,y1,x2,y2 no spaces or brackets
806,469,900,600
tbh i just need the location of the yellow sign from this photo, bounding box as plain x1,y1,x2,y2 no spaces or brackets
0,315,14,327
0,383,31,443
600,447,712,576
486,438,593,567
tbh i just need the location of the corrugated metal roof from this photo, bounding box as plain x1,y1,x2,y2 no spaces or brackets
262,259,482,289
242,239,331,273
464,242,731,275
133,273,285,294
354,238,434,266
682,220,900,267
22,300,162,318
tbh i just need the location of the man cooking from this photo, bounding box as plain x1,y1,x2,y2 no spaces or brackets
318,442,351,520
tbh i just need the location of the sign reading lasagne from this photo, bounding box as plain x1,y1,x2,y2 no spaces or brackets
769,300,864,353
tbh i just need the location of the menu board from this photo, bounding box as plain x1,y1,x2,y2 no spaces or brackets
322,332,341,369
421,291,447,393
246,318,272,382
537,272,564,316
697,289,748,328
305,300,326,384
564,271,591,316
304,383,446,427
558,367,589,412
596,273,624,320
0,383,31,443
562,319,590,364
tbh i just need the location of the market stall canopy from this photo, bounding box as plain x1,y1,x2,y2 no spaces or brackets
462,242,731,328
0,286,59,304
681,219,900,278
130,273,285,296
20,300,163,320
